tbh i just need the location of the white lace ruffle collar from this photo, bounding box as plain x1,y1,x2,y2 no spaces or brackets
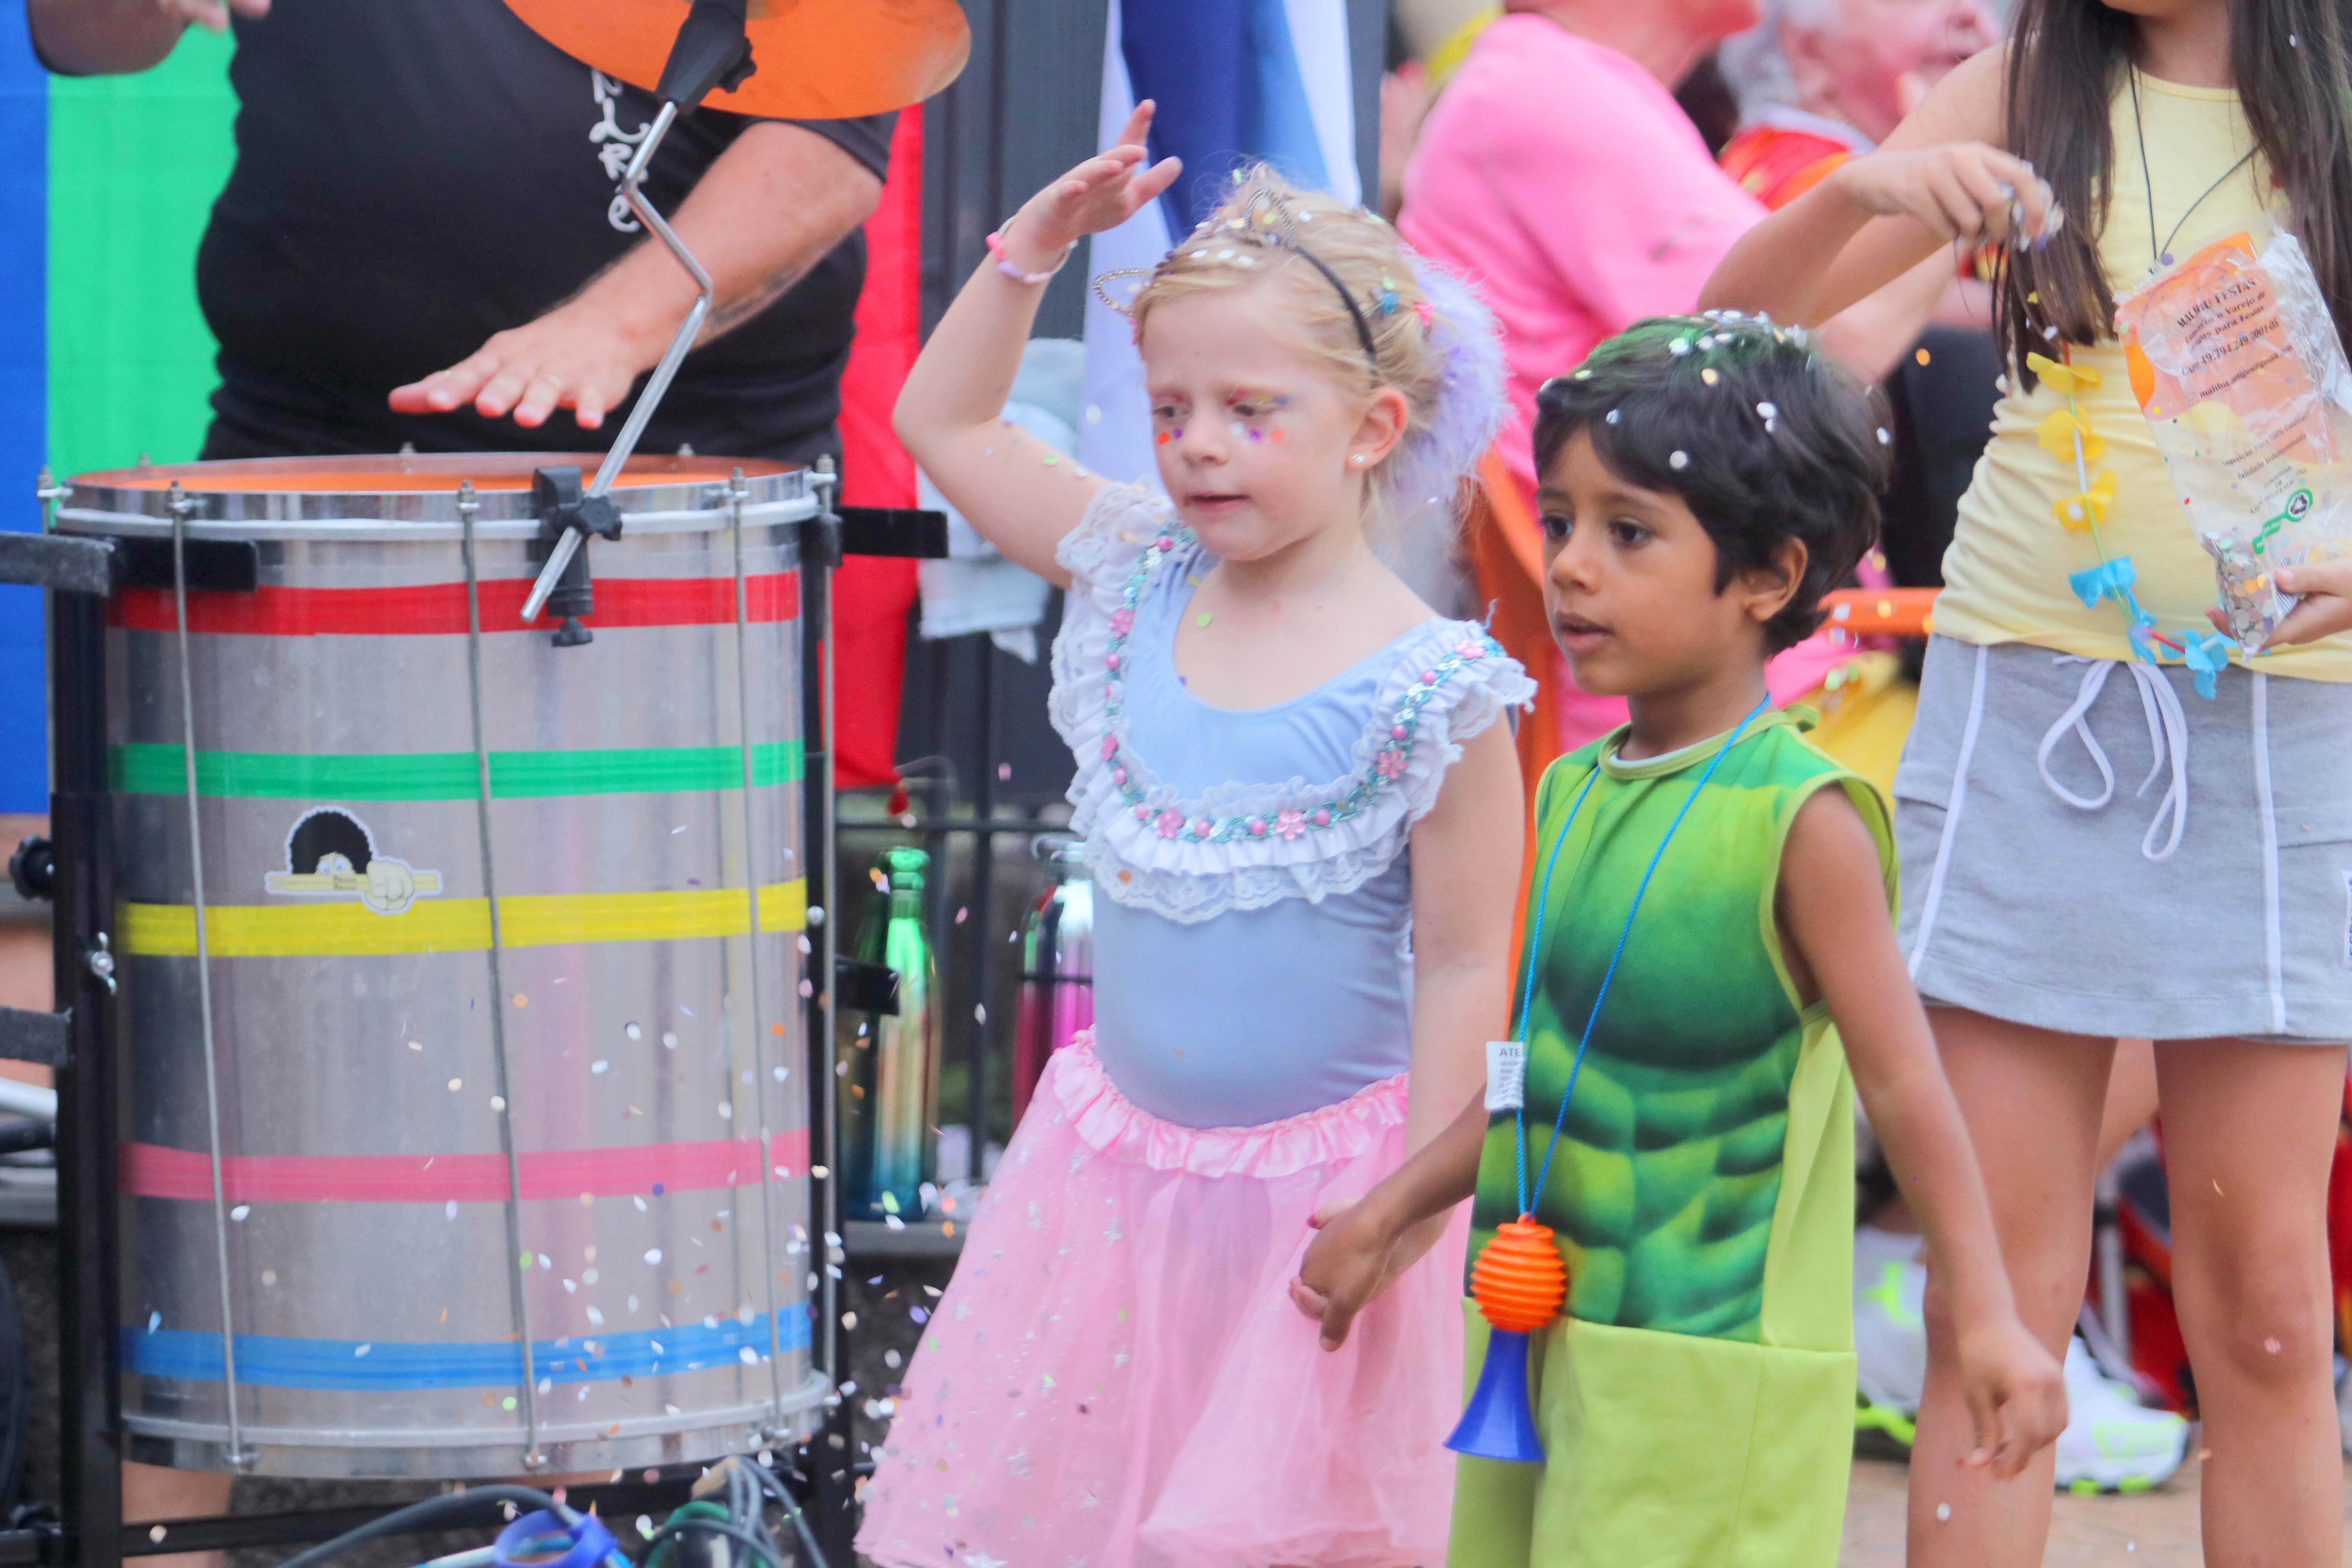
1048,483,1535,924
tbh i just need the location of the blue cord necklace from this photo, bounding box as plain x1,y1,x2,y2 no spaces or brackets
1510,697,1771,1216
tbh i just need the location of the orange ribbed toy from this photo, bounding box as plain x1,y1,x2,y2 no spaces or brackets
1470,1216,1569,1332
1448,1214,1567,1461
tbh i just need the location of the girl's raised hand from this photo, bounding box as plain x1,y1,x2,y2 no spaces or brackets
1003,102,1183,266
1834,142,2063,248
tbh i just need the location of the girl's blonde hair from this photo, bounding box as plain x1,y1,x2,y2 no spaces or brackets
1114,165,1504,527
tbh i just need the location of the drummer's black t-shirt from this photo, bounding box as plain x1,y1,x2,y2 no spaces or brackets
191,0,893,463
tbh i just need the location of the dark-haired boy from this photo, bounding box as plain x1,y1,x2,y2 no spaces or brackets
1289,314,2062,1566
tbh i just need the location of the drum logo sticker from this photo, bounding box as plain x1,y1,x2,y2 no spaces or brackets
264,807,441,916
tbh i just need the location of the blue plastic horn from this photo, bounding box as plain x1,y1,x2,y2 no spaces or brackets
1445,1326,1544,1463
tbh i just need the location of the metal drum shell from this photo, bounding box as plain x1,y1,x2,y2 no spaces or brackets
59,460,826,1477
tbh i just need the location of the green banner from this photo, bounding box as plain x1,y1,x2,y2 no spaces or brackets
48,31,240,479
113,741,806,800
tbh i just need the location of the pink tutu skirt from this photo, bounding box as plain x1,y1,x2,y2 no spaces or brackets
856,1034,1468,1568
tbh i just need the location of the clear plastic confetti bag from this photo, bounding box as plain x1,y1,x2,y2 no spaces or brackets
2115,216,2352,646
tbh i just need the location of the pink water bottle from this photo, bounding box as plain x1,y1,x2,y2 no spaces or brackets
1013,837,1094,1120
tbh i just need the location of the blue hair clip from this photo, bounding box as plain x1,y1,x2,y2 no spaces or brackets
1377,289,1399,316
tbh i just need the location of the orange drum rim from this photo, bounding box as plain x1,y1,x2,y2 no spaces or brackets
73,453,802,495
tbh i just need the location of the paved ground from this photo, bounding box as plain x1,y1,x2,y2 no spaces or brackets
1842,1451,2352,1565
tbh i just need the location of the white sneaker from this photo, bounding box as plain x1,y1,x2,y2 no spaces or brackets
2053,1338,2190,1494
1853,1227,1927,1446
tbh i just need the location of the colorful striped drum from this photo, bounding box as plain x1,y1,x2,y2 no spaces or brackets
56,454,825,1477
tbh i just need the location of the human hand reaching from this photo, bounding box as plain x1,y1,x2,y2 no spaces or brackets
996,101,1182,274
2212,557,2352,649
1953,1313,2067,1479
1834,143,2062,247
388,295,654,432
1288,1194,1432,1351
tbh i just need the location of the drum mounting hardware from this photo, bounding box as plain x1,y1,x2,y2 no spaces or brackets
527,466,624,646
519,13,745,633
8,836,54,902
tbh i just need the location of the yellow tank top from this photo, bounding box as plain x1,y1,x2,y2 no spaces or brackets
1932,72,2352,680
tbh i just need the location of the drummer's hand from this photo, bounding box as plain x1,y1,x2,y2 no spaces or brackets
2212,557,2352,649
163,0,268,31
388,297,649,432
1000,101,1181,272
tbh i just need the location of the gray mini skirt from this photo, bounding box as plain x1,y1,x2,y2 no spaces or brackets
1895,635,2352,1043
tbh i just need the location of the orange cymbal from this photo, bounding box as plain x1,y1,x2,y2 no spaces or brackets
505,0,969,120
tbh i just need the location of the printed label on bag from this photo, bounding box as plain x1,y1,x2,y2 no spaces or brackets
1485,1040,1526,1113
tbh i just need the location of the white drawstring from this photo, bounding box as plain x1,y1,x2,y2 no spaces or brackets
1908,643,1988,980
2252,672,2286,1033
2037,657,2189,862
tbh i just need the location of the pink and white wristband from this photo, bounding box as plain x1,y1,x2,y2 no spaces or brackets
985,223,1070,285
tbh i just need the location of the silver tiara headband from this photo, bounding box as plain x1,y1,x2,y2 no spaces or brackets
1092,183,1512,516
1093,186,1392,367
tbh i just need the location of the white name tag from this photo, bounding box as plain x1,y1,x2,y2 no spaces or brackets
1485,1040,1526,1113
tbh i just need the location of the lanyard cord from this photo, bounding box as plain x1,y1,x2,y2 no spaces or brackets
2127,67,2258,269
1511,698,1771,1216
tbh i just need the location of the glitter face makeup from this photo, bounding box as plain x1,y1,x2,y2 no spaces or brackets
1152,384,1294,449
1218,390,1292,448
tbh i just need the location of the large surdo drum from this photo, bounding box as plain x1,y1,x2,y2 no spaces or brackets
55,454,826,1477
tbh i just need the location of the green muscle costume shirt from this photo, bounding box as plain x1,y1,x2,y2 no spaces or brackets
1451,707,1894,1568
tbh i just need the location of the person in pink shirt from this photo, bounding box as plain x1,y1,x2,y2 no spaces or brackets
1402,0,1911,755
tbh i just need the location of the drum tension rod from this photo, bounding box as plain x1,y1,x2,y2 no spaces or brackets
519,0,753,641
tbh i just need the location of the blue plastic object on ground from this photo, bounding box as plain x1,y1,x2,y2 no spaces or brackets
492,1512,616,1568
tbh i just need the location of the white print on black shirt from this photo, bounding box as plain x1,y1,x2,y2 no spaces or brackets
590,71,650,232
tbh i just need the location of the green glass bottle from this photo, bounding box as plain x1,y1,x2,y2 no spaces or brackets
843,846,940,1220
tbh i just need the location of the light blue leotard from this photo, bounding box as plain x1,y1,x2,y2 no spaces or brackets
1050,484,1533,1130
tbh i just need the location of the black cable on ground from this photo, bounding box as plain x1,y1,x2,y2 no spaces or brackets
273,1485,563,1568
740,1454,829,1568
646,1511,783,1568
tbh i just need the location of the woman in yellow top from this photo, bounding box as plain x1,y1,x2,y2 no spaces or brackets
1705,2,2352,1564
